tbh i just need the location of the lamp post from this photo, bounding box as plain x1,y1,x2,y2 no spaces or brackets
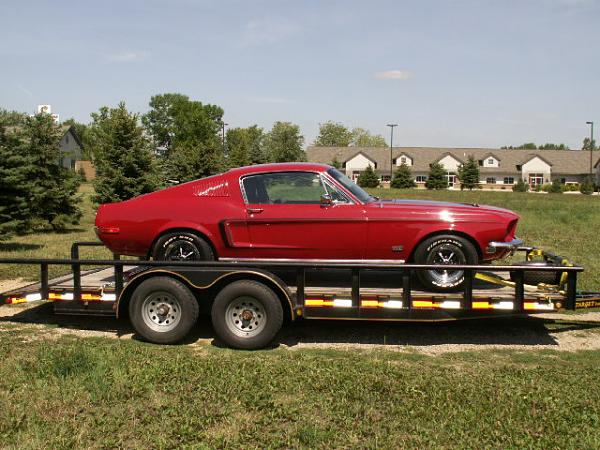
387,124,397,183
221,121,228,151
586,121,594,178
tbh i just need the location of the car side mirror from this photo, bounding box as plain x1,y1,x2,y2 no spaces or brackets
320,193,333,207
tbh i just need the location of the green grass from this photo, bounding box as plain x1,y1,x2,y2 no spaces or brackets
370,189,600,291
1,331,600,449
0,183,117,281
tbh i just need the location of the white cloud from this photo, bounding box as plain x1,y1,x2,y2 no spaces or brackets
105,51,150,63
240,19,300,47
374,70,413,80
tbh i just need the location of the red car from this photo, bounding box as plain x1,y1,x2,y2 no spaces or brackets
95,163,521,291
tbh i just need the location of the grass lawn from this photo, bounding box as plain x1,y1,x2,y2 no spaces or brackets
1,330,600,448
0,183,116,281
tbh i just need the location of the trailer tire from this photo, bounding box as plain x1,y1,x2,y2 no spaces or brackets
153,232,214,262
211,280,283,350
129,276,199,344
414,235,478,292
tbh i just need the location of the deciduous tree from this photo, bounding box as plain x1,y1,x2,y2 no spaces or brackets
263,122,305,162
350,128,387,147
226,125,264,168
314,121,352,147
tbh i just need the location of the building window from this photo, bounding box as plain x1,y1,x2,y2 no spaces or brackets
487,158,494,165
416,175,427,183
66,135,69,144
560,178,566,184
486,177,496,184
528,173,544,186
400,156,407,164
503,177,514,184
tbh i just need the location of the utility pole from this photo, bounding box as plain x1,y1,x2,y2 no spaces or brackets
586,121,594,178
387,124,398,183
222,121,228,151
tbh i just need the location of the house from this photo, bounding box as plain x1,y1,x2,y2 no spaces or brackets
2,124,83,170
307,146,599,189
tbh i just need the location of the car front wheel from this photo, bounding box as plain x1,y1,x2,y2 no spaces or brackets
414,235,478,292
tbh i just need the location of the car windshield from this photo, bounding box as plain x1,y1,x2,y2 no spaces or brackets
327,168,375,203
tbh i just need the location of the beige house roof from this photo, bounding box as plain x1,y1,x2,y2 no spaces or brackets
307,146,599,175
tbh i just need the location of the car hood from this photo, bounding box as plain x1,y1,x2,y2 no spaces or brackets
368,199,519,219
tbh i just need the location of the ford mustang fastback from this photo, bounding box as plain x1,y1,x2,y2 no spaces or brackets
95,163,521,291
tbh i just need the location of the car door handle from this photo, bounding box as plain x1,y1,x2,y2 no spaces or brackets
247,207,264,214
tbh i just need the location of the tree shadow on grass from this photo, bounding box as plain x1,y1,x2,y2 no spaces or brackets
0,242,43,252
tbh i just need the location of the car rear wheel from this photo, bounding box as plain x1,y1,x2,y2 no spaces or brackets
153,232,214,262
414,235,478,292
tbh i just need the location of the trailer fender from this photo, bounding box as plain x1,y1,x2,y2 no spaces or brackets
115,268,295,321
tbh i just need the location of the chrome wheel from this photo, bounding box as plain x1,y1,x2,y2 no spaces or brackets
164,240,200,261
425,242,466,286
224,296,267,338
141,292,182,332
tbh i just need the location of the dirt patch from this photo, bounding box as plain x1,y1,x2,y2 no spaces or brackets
3,301,600,355
0,278,31,294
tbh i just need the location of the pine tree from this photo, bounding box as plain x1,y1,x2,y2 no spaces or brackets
22,114,82,231
331,156,342,169
425,162,448,190
0,126,31,237
357,164,380,188
457,155,480,190
549,179,563,194
89,103,161,203
391,163,416,189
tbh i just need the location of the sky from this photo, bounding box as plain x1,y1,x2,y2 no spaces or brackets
1,0,599,149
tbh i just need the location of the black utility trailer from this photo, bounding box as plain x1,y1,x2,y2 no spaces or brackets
1,242,599,349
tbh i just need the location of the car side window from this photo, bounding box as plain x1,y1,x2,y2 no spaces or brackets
242,172,327,204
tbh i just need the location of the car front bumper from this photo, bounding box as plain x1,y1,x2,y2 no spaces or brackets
486,237,524,254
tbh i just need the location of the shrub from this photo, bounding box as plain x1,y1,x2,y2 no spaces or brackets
548,179,563,194
580,177,594,195
512,179,529,192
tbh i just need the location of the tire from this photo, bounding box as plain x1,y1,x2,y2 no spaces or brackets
414,234,478,292
153,232,214,261
211,280,283,350
510,261,562,286
129,276,199,344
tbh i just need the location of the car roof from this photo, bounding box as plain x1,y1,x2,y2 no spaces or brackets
226,162,332,177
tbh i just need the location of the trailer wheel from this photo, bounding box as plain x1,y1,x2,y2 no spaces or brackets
414,235,478,292
129,276,199,344
211,280,283,350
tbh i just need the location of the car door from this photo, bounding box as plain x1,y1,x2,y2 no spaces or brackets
241,171,367,259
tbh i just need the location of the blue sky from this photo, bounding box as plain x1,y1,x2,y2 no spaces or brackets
1,0,599,148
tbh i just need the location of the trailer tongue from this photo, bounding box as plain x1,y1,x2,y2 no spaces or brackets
1,242,599,349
